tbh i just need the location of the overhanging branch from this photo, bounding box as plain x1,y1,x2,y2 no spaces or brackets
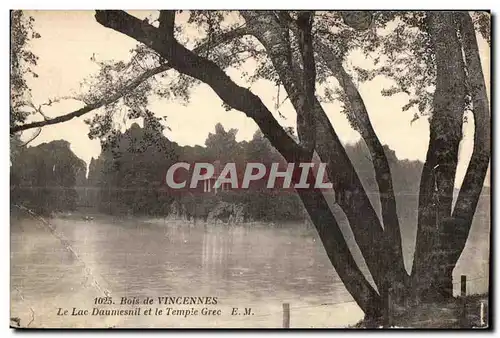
10,23,249,135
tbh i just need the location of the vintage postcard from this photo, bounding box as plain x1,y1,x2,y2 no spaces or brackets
10,10,491,329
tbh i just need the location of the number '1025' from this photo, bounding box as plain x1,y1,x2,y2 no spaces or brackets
94,297,113,305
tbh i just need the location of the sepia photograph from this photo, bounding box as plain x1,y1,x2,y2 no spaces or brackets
9,9,491,329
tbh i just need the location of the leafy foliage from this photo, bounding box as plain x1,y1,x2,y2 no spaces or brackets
472,11,490,46
315,11,436,121
10,10,41,128
11,11,491,139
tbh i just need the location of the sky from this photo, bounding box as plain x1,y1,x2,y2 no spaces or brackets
19,10,491,187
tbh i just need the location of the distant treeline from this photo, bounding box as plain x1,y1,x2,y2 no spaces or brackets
11,121,433,223
11,139,86,215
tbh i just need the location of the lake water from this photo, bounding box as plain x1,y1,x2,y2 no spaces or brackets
10,212,489,328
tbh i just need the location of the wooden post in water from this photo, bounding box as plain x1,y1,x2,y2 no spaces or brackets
460,275,467,327
460,275,467,297
282,303,290,328
480,301,485,326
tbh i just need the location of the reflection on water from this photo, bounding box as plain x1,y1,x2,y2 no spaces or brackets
10,214,489,328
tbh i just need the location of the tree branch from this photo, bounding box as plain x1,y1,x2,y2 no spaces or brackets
158,10,175,38
318,42,406,287
10,22,249,135
10,65,168,134
296,11,317,155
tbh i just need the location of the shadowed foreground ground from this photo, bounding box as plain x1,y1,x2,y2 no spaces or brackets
353,294,489,328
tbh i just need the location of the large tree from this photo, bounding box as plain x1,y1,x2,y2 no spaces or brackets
10,10,490,324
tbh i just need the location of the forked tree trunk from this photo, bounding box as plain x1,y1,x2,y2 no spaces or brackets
412,12,468,302
427,12,492,305
240,12,408,295
448,12,491,275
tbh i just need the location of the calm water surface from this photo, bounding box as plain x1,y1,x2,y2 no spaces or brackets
10,213,489,328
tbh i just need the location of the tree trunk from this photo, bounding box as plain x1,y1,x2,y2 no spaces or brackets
412,12,466,302
445,12,491,279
